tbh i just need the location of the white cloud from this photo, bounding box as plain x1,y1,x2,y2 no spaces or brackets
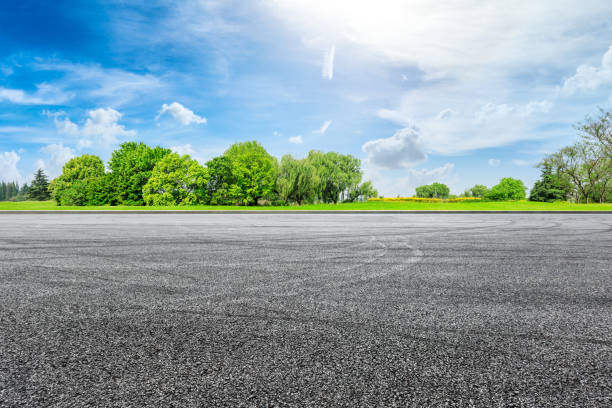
0,151,22,182
44,110,79,136
289,135,303,144
37,144,76,178
81,108,136,146
32,61,164,107
379,95,557,154
157,102,207,125
362,127,427,169
363,162,456,197
322,45,335,80
562,46,612,94
0,83,71,105
488,158,501,167
436,108,457,120
313,119,332,134
171,143,196,156
268,1,612,77
47,108,136,148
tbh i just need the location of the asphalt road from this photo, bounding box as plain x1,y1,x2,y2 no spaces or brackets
1,214,611,407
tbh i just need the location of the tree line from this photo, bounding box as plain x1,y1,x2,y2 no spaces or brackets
0,169,51,202
39,141,377,206
413,178,528,201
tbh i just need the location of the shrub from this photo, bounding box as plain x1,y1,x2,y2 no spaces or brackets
486,177,527,201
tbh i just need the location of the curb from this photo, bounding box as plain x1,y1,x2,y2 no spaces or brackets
1,210,612,214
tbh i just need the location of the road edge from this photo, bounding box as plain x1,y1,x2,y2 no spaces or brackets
1,210,612,214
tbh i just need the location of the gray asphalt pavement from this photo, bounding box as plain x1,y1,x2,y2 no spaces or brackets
1,214,611,407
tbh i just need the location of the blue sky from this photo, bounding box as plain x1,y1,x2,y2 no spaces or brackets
1,0,612,196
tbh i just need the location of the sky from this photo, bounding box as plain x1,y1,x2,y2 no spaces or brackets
1,0,612,196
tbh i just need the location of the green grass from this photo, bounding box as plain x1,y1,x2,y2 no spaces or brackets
1,200,612,211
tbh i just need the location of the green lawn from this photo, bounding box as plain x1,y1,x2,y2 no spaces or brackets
1,200,612,211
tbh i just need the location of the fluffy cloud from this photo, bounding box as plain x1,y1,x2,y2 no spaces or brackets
488,159,501,167
0,83,71,105
562,46,612,94
0,151,22,182
157,102,207,125
46,108,136,148
36,144,76,178
362,127,427,169
288,135,303,144
170,143,197,156
44,111,79,136
81,108,136,146
379,96,556,154
363,162,456,197
313,120,332,134
322,45,335,80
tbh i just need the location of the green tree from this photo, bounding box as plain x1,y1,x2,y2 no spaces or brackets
415,182,450,198
205,156,237,205
548,142,607,203
108,142,171,205
276,155,319,205
349,181,378,202
529,163,572,202
143,153,210,206
223,141,277,205
466,184,489,198
26,169,51,201
486,177,527,201
50,154,106,206
307,151,362,203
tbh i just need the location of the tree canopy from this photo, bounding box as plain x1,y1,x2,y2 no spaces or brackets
486,177,527,201
50,155,107,206
223,141,278,205
143,153,209,206
108,142,171,205
415,182,450,198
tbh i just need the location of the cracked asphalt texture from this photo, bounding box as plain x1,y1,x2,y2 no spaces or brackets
1,213,611,407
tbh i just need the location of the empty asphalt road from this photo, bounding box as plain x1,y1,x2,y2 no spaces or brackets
1,213,611,407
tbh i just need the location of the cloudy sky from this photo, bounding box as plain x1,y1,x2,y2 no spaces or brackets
1,0,612,195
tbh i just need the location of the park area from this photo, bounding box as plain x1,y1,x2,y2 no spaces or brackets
1,213,610,406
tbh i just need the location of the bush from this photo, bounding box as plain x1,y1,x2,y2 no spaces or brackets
486,177,527,201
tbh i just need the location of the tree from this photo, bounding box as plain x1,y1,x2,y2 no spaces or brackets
223,141,277,205
108,142,171,205
548,142,607,203
143,153,209,206
578,108,612,159
276,155,319,205
306,151,362,203
486,177,527,201
465,184,489,198
415,182,450,198
205,156,237,205
26,169,51,201
349,181,378,202
50,155,106,206
529,163,572,202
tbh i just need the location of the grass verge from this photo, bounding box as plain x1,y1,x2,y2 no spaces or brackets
1,200,612,211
